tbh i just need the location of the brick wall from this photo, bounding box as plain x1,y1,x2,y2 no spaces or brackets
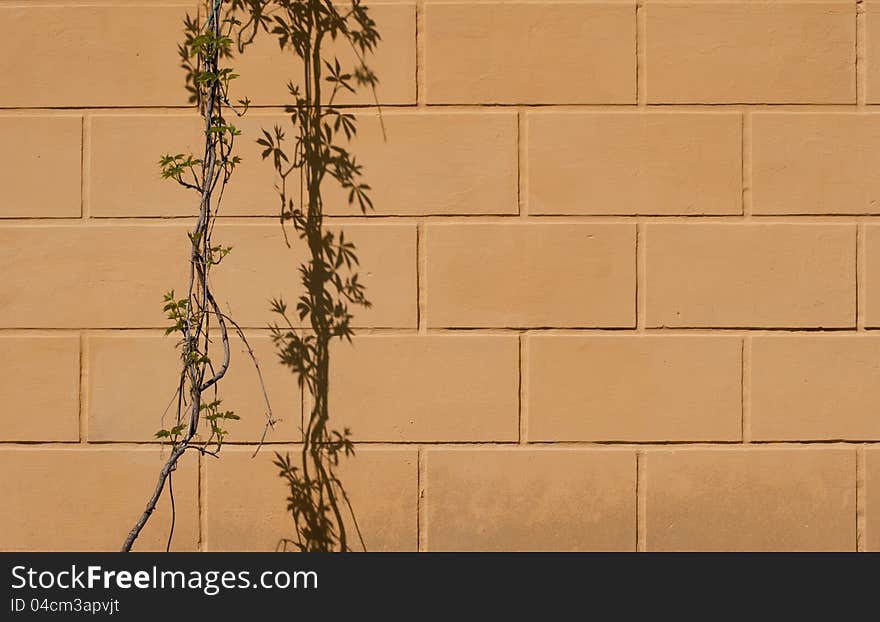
1,0,877,552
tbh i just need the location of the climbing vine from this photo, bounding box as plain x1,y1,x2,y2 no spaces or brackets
122,0,273,552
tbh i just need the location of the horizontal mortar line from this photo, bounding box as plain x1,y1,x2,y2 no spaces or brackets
751,439,880,444
0,0,194,4
5,103,880,114
2,440,875,450
0,103,419,112
424,102,867,109
84,440,525,447
516,328,873,336
73,327,423,336
526,440,880,447
642,102,862,108
638,326,861,332
82,214,880,221
3,215,879,225
428,327,875,334
0,325,419,331
1,327,876,334
297,215,880,223
454,103,874,112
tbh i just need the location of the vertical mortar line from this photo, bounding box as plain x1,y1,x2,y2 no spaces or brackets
858,0,866,107
416,0,426,107
742,334,751,443
417,222,427,333
858,223,865,331
518,107,528,218
417,446,427,552
519,332,528,444
81,113,90,219
636,0,646,106
78,331,88,444
741,111,752,219
857,445,866,552
198,451,207,552
636,451,646,552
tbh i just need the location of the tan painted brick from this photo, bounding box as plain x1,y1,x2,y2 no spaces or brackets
89,111,518,217
528,336,742,442
0,5,191,107
0,448,197,551
234,3,415,105
0,225,186,329
645,224,855,328
206,446,417,551
89,113,312,218
867,448,880,551
752,336,880,441
425,2,635,104
426,223,635,328
425,449,635,551
0,336,79,442
866,6,880,103
646,449,856,551
325,111,519,216
0,116,81,218
646,3,855,103
862,225,880,327
752,113,880,215
528,112,741,215
89,114,204,218
330,335,519,442
88,334,301,443
212,223,417,328
0,224,415,329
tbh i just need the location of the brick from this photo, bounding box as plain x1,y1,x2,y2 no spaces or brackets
645,224,855,328
862,225,880,327
646,3,855,103
0,5,191,107
206,447,417,551
0,224,415,329
212,223,417,328
88,334,301,443
867,448,880,551
425,449,635,551
752,336,880,441
425,2,635,104
234,3,416,105
0,448,198,551
426,223,635,328
0,116,81,218
0,225,186,329
330,335,519,442
528,335,741,442
646,449,856,551
88,113,321,218
528,111,741,215
0,336,79,442
752,113,880,215
325,111,519,216
88,113,295,218
89,114,204,218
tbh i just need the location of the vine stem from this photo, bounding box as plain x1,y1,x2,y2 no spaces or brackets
121,0,228,552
